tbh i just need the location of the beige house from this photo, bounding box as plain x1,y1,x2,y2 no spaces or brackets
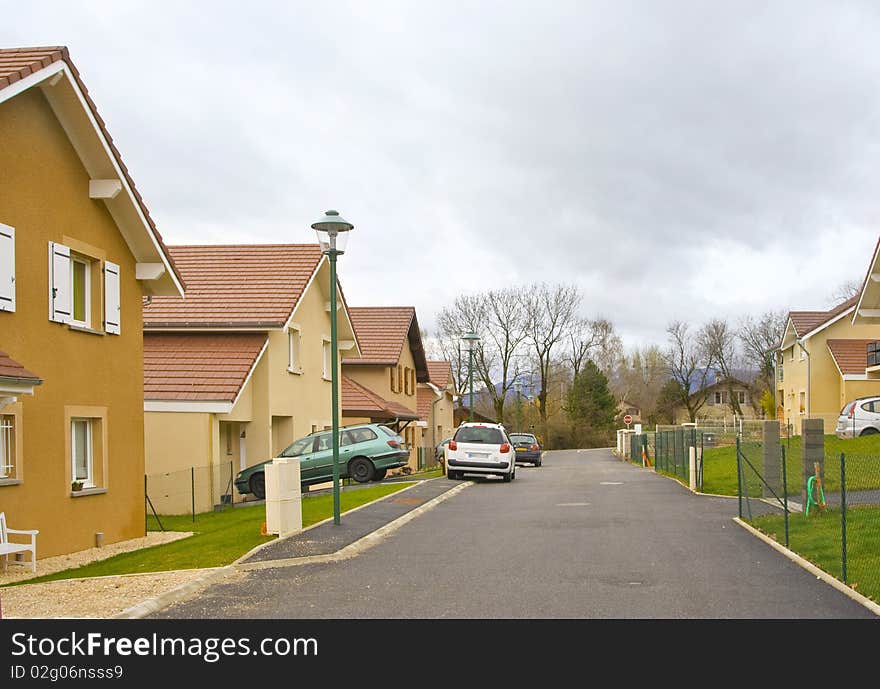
143,244,359,512
0,46,184,557
417,360,456,452
341,306,428,471
777,294,880,434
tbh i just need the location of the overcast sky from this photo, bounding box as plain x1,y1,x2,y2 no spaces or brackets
5,1,880,348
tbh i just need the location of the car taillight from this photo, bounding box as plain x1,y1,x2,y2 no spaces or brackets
387,440,400,448
530,444,539,451
448,441,457,451
500,443,510,453
848,405,855,419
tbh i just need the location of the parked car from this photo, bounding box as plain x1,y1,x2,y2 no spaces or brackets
234,423,409,499
435,437,452,462
836,397,880,438
445,422,516,482
509,432,542,466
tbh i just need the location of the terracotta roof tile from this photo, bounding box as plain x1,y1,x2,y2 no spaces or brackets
426,360,451,388
0,351,41,383
341,375,418,421
827,339,875,375
342,306,429,381
143,244,324,327
789,295,858,337
144,333,267,401
0,47,184,291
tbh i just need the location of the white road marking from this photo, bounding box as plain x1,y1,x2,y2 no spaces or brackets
556,502,590,507
600,481,623,485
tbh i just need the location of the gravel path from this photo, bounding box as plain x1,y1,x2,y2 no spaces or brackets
0,531,204,619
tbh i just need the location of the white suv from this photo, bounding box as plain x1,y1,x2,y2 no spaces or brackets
836,397,880,438
445,422,516,482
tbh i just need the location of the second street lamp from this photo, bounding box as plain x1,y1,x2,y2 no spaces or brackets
461,332,480,422
311,209,353,526
514,380,522,433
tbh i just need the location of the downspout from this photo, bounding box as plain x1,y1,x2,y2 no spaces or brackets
797,338,811,419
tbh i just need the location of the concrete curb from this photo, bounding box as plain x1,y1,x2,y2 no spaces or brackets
116,478,468,618
733,517,880,617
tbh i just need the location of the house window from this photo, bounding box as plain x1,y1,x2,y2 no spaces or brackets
0,414,15,479
390,366,396,392
799,392,806,415
398,365,403,393
0,224,15,312
70,256,90,327
71,418,94,488
737,391,746,405
789,347,794,362
714,391,723,405
288,327,302,372
322,340,332,380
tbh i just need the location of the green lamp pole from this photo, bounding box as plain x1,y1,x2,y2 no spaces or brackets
461,332,480,422
312,210,353,526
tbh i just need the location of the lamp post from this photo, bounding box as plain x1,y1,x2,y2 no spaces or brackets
311,209,353,526
461,332,480,422
514,380,522,433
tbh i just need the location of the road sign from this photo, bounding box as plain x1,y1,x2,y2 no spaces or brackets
623,414,633,426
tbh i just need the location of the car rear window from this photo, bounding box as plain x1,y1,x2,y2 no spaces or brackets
454,426,505,444
377,425,397,437
510,434,536,444
342,427,378,445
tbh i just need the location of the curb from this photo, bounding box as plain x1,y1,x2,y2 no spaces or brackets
733,517,880,617
116,478,469,618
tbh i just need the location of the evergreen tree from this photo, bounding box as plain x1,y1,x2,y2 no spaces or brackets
565,359,617,447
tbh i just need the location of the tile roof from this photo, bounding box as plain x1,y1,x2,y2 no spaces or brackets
0,47,184,291
144,333,267,401
343,306,429,381
417,387,438,420
341,375,419,421
343,307,415,364
827,339,874,375
789,295,858,337
0,351,41,383
426,360,452,388
143,245,324,328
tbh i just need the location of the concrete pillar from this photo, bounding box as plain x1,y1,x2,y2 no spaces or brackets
762,420,781,498
801,418,825,505
265,458,302,537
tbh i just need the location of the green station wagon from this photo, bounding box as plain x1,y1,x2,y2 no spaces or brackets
234,423,410,499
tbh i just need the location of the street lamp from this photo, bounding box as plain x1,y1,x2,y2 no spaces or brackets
461,332,480,422
514,380,522,433
311,209,353,526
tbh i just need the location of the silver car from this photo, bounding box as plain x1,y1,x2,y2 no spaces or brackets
836,397,880,438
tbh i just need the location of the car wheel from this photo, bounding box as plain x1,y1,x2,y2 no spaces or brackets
371,468,387,481
448,470,459,480
502,470,512,483
860,427,880,436
534,459,542,467
249,473,266,500
348,457,375,483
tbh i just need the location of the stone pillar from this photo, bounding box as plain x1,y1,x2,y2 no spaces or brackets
762,420,781,498
801,418,825,505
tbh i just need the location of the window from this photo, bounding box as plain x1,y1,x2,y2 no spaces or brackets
281,436,315,457
70,257,90,327
342,427,378,446
71,418,93,488
322,340,332,380
789,348,794,362
714,391,723,405
397,365,403,393
389,366,396,392
0,414,15,479
799,392,806,415
288,327,302,372
737,391,746,404
861,401,875,413
315,432,333,451
453,426,505,444
0,224,15,312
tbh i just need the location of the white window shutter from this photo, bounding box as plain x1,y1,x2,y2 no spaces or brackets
104,260,121,335
49,242,71,323
0,224,14,312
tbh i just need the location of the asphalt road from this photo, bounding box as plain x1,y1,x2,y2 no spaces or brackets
152,448,876,619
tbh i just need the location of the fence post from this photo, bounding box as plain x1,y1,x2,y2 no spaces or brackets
782,445,789,548
840,452,847,584
191,466,195,523
144,474,147,535
736,436,742,519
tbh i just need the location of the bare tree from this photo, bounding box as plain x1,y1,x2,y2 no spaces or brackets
523,283,582,442
663,320,715,422
739,310,786,395
828,279,860,306
611,344,667,423
434,296,486,400
700,318,744,417
566,317,620,380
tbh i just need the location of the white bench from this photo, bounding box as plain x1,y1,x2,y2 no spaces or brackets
0,512,38,573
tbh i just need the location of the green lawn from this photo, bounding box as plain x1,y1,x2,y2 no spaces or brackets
701,434,880,496
749,505,880,603
5,482,417,586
